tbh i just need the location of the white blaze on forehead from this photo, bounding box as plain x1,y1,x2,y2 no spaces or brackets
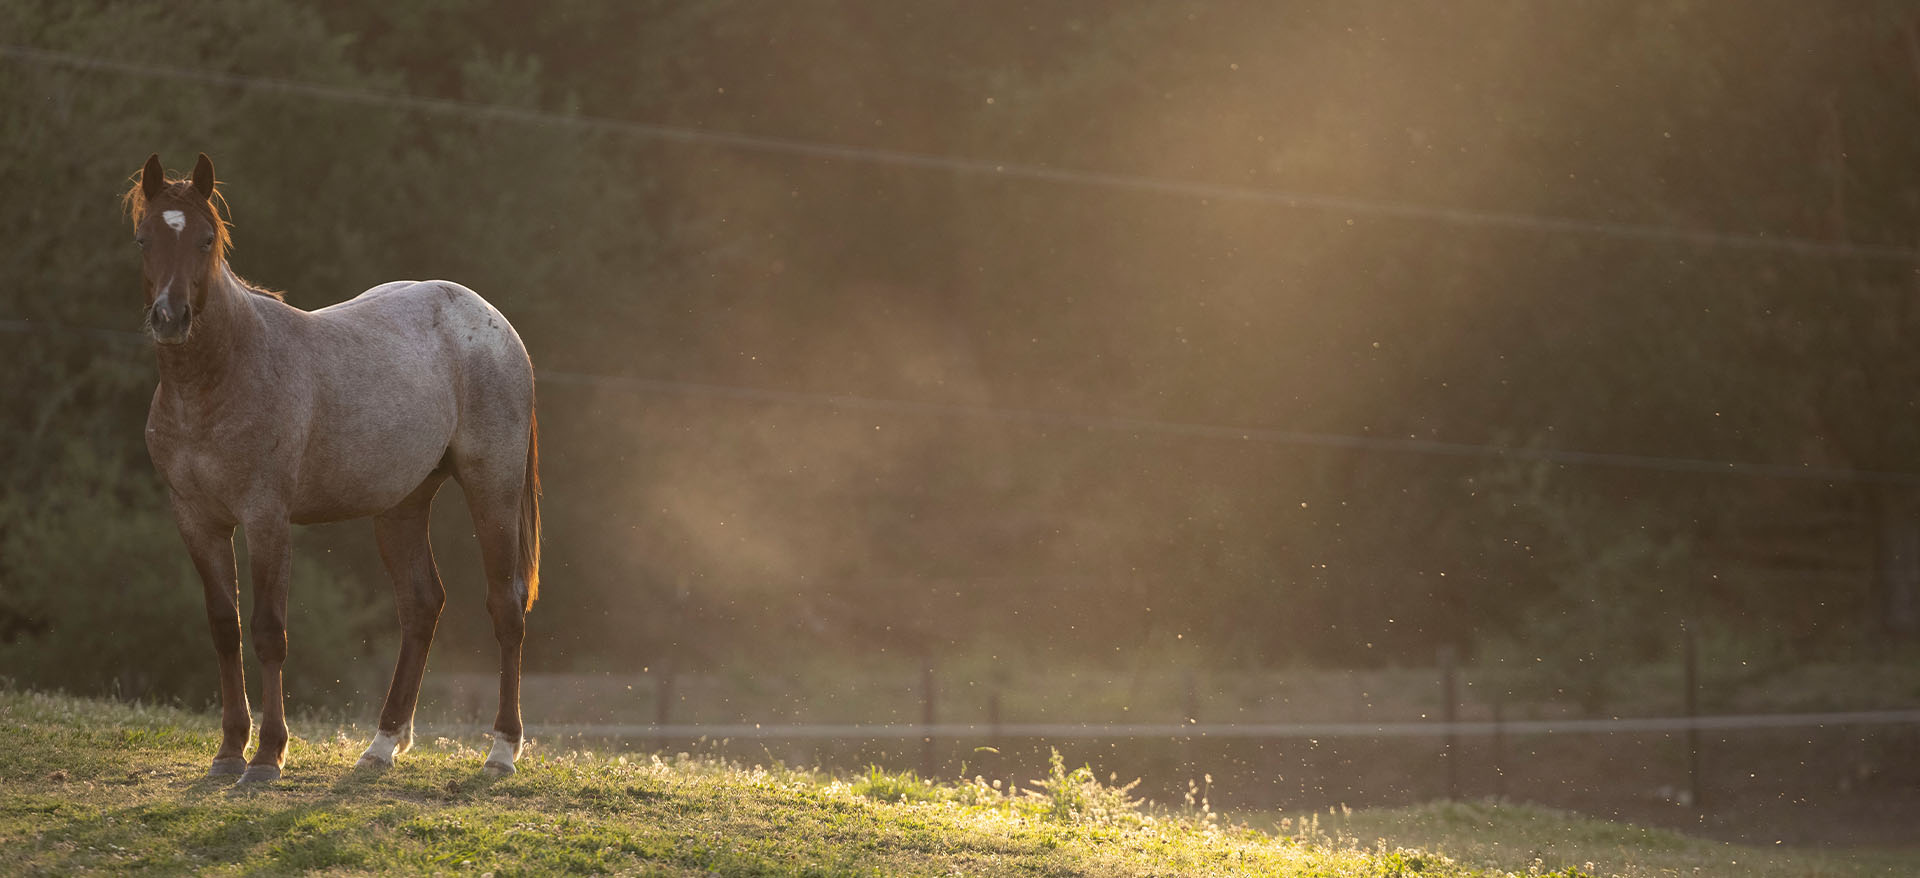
161,210,186,233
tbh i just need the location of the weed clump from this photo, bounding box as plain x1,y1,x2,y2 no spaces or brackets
850,765,942,804
1025,748,1143,825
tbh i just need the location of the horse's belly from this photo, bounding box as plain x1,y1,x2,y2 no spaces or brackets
288,469,434,524
288,419,453,524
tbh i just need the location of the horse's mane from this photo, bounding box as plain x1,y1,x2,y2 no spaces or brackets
121,171,284,301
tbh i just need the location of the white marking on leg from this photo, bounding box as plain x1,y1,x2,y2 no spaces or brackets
360,730,401,765
358,721,413,766
484,729,521,773
162,210,186,232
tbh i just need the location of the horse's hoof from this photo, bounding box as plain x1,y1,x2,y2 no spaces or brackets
237,764,281,784
207,757,247,778
354,754,392,770
482,760,515,777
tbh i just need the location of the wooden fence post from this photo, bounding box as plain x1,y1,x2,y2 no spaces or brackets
651,579,688,748
920,656,937,778
1683,620,1703,811
1439,645,1459,801
1491,688,1506,799
987,688,1002,750
1179,670,1199,772
654,665,675,729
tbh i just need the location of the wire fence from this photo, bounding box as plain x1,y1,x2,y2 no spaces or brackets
7,315,1920,486
10,40,1920,485
413,655,1920,828
10,41,1920,845
432,709,1920,741
6,41,1916,262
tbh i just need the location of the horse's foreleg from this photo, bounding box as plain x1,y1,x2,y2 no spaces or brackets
360,480,446,769
174,507,248,777
241,514,293,784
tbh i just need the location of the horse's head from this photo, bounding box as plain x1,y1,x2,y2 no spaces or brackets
125,153,230,345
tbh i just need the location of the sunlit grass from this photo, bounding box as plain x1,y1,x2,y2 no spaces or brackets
2,689,1909,876
1282,799,1920,878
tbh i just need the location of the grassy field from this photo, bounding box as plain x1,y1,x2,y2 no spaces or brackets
1,691,1913,877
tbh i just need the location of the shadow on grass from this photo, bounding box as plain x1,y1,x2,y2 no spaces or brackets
328,761,388,792
64,762,520,875
325,760,506,799
181,773,241,796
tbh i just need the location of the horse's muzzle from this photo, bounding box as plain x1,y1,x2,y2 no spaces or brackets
149,295,192,345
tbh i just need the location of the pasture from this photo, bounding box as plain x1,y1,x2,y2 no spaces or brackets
11,5,1920,875
3,690,1910,877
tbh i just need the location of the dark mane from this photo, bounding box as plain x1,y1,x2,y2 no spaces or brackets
121,170,284,301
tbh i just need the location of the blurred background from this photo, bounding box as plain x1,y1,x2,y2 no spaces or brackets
3,0,1918,849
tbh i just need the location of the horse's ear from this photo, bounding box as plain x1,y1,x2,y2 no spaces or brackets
141,154,166,201
191,153,216,200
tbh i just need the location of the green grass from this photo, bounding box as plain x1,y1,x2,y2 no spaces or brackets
1276,802,1919,878
1,690,1912,877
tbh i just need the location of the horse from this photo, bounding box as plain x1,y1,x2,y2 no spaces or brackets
125,153,541,782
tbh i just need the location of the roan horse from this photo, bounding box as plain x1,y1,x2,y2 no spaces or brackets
126,153,540,782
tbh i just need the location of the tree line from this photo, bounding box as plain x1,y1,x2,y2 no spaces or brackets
3,0,1918,712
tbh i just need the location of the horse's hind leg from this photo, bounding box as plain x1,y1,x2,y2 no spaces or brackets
456,457,529,775
357,473,448,769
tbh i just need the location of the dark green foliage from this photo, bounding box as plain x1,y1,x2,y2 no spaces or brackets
5,0,1920,703
0,0,408,706
0,448,204,700
0,446,386,706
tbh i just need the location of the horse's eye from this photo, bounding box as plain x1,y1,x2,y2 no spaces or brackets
134,237,147,248
200,236,214,253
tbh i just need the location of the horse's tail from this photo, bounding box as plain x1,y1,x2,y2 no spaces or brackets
518,404,542,612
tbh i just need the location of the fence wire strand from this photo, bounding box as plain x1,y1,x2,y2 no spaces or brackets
5,41,1919,262
7,317,1919,485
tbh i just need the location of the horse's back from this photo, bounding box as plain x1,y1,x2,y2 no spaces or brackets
283,281,531,521
389,282,535,475
351,281,534,478
314,280,531,392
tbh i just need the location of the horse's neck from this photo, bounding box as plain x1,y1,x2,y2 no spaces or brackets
153,264,267,394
